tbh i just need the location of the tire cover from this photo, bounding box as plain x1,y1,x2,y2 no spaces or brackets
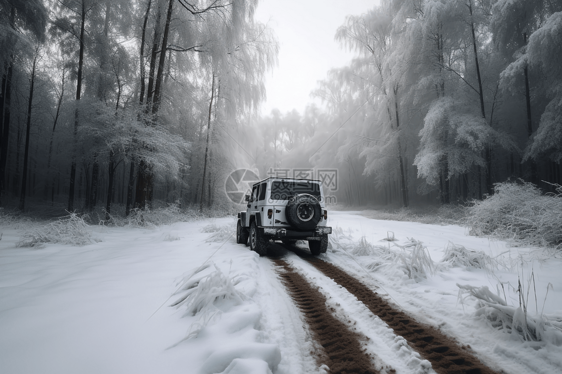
285,193,322,230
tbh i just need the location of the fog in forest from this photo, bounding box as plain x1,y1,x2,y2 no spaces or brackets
1,0,561,217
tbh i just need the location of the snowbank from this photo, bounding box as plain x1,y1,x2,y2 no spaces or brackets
324,211,562,374
171,255,281,374
0,218,280,374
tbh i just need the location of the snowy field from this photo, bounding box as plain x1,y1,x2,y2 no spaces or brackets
1,211,561,374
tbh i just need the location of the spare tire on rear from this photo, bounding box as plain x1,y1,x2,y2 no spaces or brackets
285,193,322,230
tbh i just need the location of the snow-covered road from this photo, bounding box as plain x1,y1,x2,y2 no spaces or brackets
1,211,561,373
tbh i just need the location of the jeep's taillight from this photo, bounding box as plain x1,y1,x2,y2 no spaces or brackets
323,210,327,220
267,209,273,219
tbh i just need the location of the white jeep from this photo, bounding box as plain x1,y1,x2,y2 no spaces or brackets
236,178,332,256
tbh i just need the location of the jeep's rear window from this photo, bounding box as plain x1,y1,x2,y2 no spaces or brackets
270,181,321,200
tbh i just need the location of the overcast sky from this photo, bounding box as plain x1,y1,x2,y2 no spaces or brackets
254,0,379,116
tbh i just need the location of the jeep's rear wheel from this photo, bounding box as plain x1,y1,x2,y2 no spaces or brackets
250,221,268,256
309,235,328,255
286,193,322,230
236,219,248,245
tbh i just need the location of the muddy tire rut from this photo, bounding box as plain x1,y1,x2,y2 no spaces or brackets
273,258,381,374
302,257,500,374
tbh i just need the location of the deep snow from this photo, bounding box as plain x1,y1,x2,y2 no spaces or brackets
0,211,561,373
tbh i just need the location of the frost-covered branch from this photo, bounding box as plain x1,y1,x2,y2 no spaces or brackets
176,0,232,16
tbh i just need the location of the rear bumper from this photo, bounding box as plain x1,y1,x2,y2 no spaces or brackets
262,226,332,240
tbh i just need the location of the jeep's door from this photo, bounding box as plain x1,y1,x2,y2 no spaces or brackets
257,181,271,226
248,184,259,225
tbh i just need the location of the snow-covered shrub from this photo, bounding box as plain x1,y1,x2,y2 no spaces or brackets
133,203,184,226
441,242,494,270
0,208,17,226
0,208,33,229
466,181,562,248
123,208,152,227
171,263,246,339
105,203,206,227
394,239,435,281
172,263,245,316
431,204,467,224
16,212,100,247
458,284,562,345
100,207,155,227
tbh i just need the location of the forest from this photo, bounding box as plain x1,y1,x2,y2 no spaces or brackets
1,0,561,217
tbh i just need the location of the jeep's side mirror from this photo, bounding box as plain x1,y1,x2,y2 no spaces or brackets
245,195,250,202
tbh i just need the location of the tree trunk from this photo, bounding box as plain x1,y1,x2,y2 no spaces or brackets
469,0,486,120
139,0,153,105
523,33,533,138
152,0,174,114
393,87,409,207
119,162,125,203
145,2,163,112
68,0,87,212
135,1,163,208
125,160,135,215
1,63,13,206
89,157,99,211
522,32,538,185
46,69,65,199
468,0,491,195
105,150,115,220
97,2,111,99
88,2,111,212
199,74,216,212
207,150,212,208
135,160,149,209
130,0,152,210
19,51,38,211
83,164,90,209
477,166,483,199
0,6,15,207
12,115,21,195
31,143,38,199
462,173,468,202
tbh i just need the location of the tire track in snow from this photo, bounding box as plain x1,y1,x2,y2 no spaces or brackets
303,256,500,374
273,258,382,374
256,258,323,374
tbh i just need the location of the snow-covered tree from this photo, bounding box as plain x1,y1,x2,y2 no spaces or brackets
524,10,562,163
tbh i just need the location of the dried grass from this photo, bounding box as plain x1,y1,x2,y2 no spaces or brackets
458,283,562,344
441,242,496,270
393,239,436,281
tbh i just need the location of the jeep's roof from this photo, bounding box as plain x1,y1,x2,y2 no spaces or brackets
251,177,321,187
